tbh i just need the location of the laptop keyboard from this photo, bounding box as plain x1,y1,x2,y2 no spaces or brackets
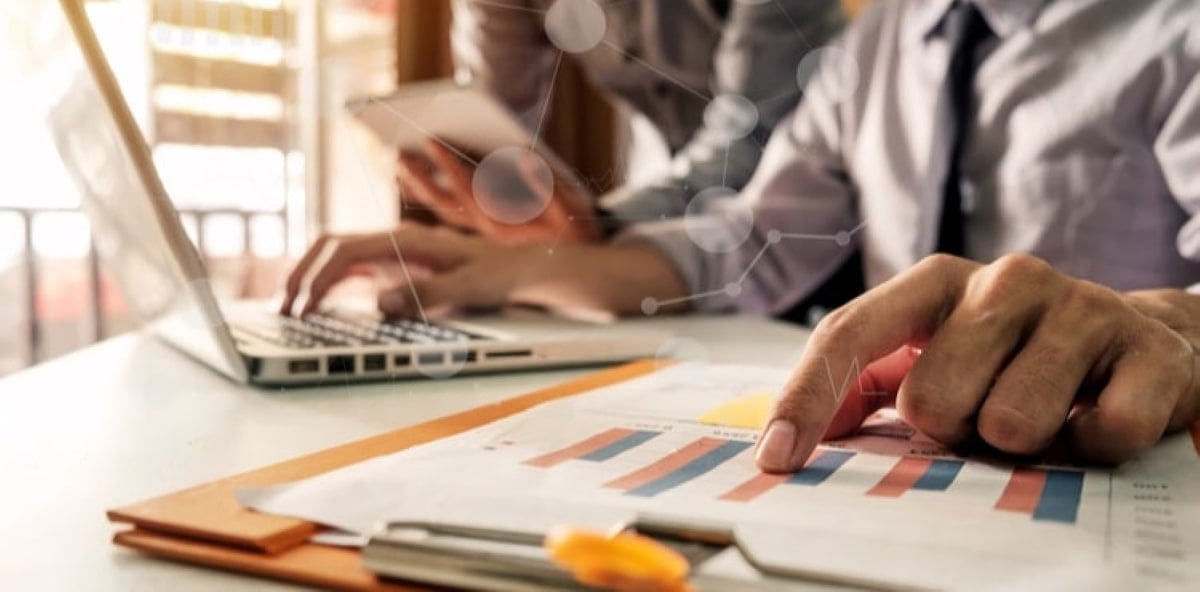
235,314,484,349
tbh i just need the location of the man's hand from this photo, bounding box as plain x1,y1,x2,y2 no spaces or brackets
757,254,1200,472
278,224,689,319
398,140,601,244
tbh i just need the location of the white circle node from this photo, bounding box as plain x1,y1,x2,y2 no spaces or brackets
544,0,607,54
703,93,759,142
472,147,555,225
683,186,755,253
796,46,860,103
641,297,659,316
415,343,470,380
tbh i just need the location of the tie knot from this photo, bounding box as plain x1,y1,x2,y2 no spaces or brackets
945,1,994,51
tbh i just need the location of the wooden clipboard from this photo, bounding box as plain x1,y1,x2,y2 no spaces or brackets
107,360,664,591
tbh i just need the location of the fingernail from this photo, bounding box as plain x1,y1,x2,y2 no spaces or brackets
378,290,405,314
756,419,798,471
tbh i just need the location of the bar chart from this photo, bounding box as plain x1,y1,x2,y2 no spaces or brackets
719,448,856,501
522,428,660,468
604,438,752,497
865,457,964,497
520,428,1087,525
994,467,1086,524
243,364,1198,590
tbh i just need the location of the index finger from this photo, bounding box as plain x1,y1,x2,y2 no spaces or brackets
297,234,401,316
755,255,975,472
281,235,331,315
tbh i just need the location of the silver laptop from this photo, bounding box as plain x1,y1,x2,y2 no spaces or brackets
49,0,663,385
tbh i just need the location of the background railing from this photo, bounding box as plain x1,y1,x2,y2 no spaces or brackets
0,205,286,373
0,0,398,377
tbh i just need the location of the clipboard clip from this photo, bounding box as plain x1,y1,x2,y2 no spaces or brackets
362,514,778,591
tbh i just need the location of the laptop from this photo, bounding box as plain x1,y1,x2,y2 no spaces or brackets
48,0,664,385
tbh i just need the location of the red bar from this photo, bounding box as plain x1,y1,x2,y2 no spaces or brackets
718,472,790,502
717,448,837,502
994,467,1048,514
604,438,726,491
523,428,636,469
867,457,933,498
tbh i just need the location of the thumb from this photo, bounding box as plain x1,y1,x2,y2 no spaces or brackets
822,345,920,439
517,153,599,241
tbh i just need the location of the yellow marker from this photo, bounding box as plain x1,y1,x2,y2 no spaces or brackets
698,391,775,430
544,526,693,592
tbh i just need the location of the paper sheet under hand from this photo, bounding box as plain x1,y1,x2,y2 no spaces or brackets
237,364,1200,590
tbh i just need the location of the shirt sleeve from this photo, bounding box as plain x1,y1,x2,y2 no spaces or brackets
600,0,846,225
1156,17,1200,287
615,15,868,315
450,0,555,129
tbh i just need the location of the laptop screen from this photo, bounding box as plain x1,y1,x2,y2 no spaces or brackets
43,0,247,381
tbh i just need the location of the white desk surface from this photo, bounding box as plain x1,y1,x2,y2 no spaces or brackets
0,315,810,590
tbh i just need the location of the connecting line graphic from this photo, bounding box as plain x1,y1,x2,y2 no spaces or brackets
600,40,712,103
722,139,732,186
813,352,893,410
401,203,466,215
357,28,568,323
471,0,548,15
468,2,714,105
647,219,868,311
369,96,482,167
771,0,817,51
530,49,563,153
345,107,432,325
540,210,693,255
345,1,854,326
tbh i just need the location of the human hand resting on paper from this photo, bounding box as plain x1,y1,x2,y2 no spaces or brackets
397,140,602,244
756,254,1200,471
277,223,685,318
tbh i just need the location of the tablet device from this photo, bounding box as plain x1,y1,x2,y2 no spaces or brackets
349,79,586,192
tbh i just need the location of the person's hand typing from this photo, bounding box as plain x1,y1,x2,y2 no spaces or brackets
278,224,688,320
278,224,518,318
757,254,1200,472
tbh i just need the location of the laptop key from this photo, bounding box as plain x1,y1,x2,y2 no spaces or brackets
236,313,483,350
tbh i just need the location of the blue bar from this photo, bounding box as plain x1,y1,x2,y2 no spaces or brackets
787,449,856,486
627,441,752,497
580,431,660,462
1032,469,1085,524
911,459,964,491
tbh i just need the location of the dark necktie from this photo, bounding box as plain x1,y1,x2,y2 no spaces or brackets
935,2,993,256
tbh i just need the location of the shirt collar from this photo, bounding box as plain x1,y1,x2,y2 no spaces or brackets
914,0,1049,41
